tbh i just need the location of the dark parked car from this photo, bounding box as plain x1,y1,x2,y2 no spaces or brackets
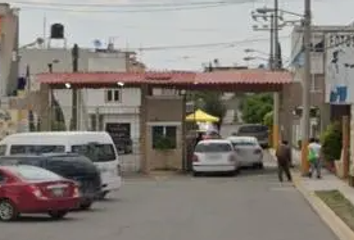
233,124,269,148
0,153,101,210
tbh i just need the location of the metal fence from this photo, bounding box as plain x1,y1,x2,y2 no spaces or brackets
0,103,142,173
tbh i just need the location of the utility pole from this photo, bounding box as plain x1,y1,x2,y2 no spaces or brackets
272,0,281,150
301,0,311,175
70,44,79,131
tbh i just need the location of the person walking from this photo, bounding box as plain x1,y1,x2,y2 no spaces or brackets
275,140,292,182
308,138,322,179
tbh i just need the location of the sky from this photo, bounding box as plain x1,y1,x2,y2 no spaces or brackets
9,0,354,71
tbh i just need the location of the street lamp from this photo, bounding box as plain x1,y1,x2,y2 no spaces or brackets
255,7,304,18
243,56,268,61
244,48,269,56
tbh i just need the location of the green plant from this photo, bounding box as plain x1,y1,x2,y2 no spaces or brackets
51,121,66,131
263,111,273,127
321,121,342,162
154,136,175,151
240,93,273,124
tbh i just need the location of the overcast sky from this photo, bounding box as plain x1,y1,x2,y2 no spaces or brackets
10,0,354,71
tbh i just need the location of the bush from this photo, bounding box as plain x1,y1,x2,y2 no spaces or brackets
321,121,342,162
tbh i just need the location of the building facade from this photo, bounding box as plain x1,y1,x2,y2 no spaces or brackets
18,47,145,151
288,25,354,145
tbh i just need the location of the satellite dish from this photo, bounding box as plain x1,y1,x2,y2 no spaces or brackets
93,39,102,48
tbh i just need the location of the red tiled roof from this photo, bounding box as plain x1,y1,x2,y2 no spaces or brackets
35,69,292,86
194,69,292,85
36,71,196,85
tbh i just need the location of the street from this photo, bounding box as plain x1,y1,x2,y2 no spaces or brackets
0,152,338,240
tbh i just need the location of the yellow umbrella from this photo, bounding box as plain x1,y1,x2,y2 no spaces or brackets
185,109,220,122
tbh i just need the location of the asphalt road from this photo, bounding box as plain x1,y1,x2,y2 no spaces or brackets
0,152,338,240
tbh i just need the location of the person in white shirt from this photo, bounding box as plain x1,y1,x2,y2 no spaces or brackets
308,138,322,179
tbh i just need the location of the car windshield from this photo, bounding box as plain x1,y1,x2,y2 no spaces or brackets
46,156,98,177
7,166,62,181
10,145,65,154
231,140,257,146
195,142,232,153
71,144,116,162
0,157,42,167
238,125,268,133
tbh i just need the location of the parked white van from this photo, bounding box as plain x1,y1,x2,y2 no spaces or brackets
0,131,122,199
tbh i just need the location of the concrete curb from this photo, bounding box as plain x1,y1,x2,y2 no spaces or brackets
293,175,354,240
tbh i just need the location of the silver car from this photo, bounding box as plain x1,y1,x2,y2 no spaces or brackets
192,139,241,176
233,124,269,148
227,136,264,169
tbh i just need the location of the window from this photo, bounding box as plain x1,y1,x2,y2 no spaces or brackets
71,143,116,162
10,145,65,154
238,125,268,134
105,89,121,103
194,143,232,153
7,166,62,181
46,156,97,177
0,171,5,182
310,75,322,92
0,145,6,156
152,126,177,149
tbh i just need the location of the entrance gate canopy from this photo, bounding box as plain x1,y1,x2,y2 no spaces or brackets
35,69,292,92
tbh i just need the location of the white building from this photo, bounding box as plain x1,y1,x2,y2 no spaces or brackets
18,46,145,145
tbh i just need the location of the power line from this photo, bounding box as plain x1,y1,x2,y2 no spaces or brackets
125,35,290,51
17,4,237,13
13,0,249,8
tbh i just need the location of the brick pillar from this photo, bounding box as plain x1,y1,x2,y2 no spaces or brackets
38,84,51,131
342,116,350,179
139,85,149,174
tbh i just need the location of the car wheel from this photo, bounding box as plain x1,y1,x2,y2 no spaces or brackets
192,171,199,177
0,199,18,221
48,210,68,219
79,201,93,210
256,163,264,169
98,191,109,200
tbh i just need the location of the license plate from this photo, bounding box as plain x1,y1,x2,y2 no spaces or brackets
208,154,220,160
52,188,64,196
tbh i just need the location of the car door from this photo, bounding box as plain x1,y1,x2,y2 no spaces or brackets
0,170,6,197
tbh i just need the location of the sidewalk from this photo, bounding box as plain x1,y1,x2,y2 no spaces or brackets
271,148,354,240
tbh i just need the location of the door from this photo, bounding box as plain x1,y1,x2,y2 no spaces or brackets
105,123,131,154
0,171,6,197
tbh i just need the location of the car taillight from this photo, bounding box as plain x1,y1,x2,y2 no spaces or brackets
73,185,80,197
192,154,199,162
228,155,235,162
27,184,43,198
117,165,121,176
254,149,262,154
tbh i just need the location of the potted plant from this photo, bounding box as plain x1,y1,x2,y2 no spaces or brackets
154,136,176,170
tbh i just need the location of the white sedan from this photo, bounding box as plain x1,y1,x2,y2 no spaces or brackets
227,136,264,169
192,139,241,176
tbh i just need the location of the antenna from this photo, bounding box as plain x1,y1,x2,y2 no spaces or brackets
93,39,102,49
42,14,47,48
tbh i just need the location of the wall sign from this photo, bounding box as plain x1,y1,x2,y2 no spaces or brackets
325,33,354,104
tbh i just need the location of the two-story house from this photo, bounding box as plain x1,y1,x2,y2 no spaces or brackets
289,25,354,145
18,46,145,150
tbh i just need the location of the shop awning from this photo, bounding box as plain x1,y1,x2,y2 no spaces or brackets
185,109,220,122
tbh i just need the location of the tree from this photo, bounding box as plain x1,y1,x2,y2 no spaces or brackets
190,90,226,129
240,93,273,124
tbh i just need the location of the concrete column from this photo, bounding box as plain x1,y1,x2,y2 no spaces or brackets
38,84,51,131
139,85,148,174
273,92,280,149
